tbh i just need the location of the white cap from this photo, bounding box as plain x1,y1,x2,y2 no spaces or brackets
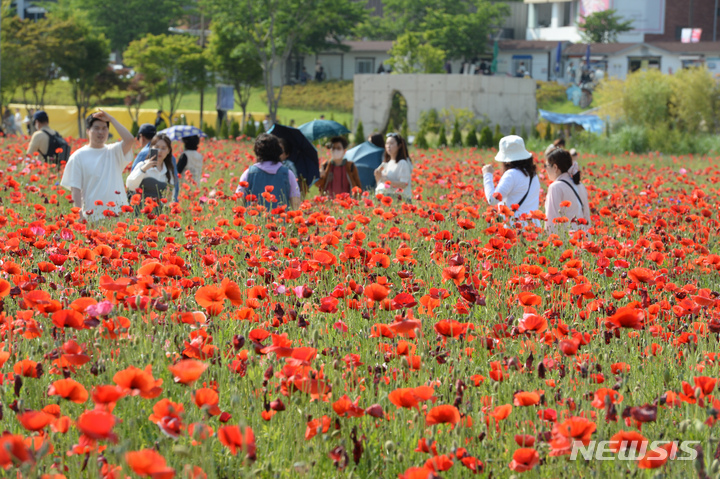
495,135,532,163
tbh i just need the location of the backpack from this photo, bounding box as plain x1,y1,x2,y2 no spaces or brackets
42,130,70,165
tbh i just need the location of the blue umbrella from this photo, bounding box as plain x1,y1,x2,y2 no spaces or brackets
157,125,207,141
298,120,350,142
268,124,320,187
345,141,384,190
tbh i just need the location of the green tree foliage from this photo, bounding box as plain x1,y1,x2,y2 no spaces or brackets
207,24,263,129
205,0,366,122
219,119,229,139
360,0,508,61
437,124,447,147
418,109,442,134
124,34,206,126
230,119,241,139
65,0,191,52
3,14,72,109
401,119,409,141
54,18,113,137
387,32,445,73
355,120,365,145
414,127,429,149
451,119,463,147
670,68,718,133
580,9,633,43
478,126,493,148
465,127,478,148
493,124,503,146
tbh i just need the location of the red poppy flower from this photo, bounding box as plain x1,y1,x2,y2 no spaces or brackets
508,448,539,472
425,405,461,426
168,359,208,385
125,449,176,478
48,378,88,403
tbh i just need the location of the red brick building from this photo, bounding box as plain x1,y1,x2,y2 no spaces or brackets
635,0,720,42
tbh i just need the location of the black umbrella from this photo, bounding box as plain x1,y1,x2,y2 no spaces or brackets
268,124,320,187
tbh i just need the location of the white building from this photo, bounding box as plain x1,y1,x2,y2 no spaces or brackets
524,0,665,43
273,41,393,86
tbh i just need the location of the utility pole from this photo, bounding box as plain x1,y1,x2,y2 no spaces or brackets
199,11,205,128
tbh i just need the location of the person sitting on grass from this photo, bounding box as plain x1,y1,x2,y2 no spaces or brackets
236,133,301,210
315,136,361,197
60,110,134,222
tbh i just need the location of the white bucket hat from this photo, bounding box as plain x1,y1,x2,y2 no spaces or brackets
495,135,532,163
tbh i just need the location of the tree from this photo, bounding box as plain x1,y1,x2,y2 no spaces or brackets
0,2,22,109
580,9,633,43
62,0,192,53
7,16,73,110
124,34,207,126
359,0,509,61
204,0,367,123
124,74,151,129
55,19,113,137
207,24,263,129
387,32,445,74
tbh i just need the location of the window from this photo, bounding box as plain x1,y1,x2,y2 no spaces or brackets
356,58,375,74
512,57,532,78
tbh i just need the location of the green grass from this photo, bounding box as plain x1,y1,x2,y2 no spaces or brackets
14,81,353,127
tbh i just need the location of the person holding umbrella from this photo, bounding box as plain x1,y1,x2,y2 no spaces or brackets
236,134,301,211
315,136,361,197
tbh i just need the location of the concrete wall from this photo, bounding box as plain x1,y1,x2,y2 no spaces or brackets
353,74,537,133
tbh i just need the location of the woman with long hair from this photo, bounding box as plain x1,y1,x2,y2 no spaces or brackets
374,132,412,200
482,135,541,223
544,148,590,234
126,133,176,206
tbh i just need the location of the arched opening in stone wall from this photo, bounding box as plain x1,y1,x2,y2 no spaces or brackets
382,90,408,134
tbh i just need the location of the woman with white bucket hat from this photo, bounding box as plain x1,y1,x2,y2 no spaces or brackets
482,135,541,224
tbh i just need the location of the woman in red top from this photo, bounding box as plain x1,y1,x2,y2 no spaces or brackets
315,136,361,197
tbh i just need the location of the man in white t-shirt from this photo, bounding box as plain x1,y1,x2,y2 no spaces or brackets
60,110,135,221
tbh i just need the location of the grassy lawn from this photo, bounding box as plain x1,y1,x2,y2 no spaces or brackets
15,81,353,127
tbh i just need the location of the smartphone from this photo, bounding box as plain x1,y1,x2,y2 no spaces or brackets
149,149,159,161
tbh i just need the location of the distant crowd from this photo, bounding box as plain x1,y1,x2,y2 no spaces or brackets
18,108,589,235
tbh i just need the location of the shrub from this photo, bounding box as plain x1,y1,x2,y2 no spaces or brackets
465,127,478,148
478,126,493,148
202,122,216,139
130,121,139,137
414,127,429,149
437,124,447,147
493,125,502,146
355,120,365,145
219,119,229,139
418,109,442,134
451,119,463,147
230,119,241,139
510,126,516,136
401,119,409,141
521,125,528,140
536,81,568,108
244,119,256,138
544,122,552,141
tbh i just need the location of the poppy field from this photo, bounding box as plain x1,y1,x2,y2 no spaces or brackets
0,135,718,478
